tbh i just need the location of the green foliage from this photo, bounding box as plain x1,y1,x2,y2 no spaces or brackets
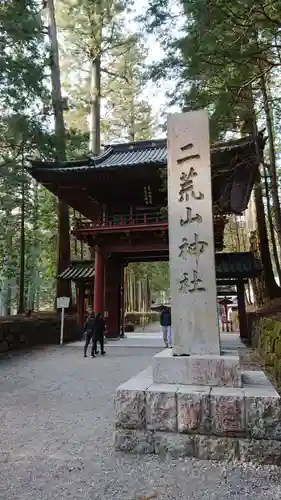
0,0,56,313
130,262,169,295
0,0,166,314
144,0,281,137
104,42,156,142
0,0,47,110
126,261,170,310
56,0,136,141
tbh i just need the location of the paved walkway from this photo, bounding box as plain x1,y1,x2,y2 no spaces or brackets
0,334,281,499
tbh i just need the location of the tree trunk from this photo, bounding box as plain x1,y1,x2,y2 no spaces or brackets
3,216,13,316
235,217,241,252
29,182,39,311
47,0,71,301
246,88,281,299
263,165,281,283
134,274,138,311
73,209,78,257
259,72,281,251
254,168,281,298
89,55,101,155
35,286,40,311
147,275,151,310
129,94,135,142
129,269,133,312
138,280,141,312
18,156,25,313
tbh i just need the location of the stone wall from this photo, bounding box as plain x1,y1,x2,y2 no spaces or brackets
249,313,281,388
0,313,81,354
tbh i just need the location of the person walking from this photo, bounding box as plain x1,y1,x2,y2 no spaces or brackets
160,305,172,348
83,308,97,358
93,312,106,356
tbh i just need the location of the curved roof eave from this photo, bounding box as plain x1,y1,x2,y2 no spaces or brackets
27,132,265,174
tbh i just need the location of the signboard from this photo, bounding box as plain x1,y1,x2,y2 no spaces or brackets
57,296,70,309
57,296,70,345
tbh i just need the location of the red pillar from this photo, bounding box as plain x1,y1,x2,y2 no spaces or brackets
93,246,104,314
105,257,122,338
76,283,85,329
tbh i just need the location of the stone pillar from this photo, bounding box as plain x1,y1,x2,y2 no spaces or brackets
105,257,122,338
237,280,248,341
168,110,220,356
93,246,104,314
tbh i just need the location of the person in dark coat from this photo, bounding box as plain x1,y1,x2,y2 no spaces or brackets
83,308,97,358
160,305,172,347
93,312,106,356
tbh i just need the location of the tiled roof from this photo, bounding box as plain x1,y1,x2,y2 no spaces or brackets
59,252,262,281
93,142,167,169
58,261,95,280
217,285,237,296
216,252,262,279
29,134,264,173
31,140,167,172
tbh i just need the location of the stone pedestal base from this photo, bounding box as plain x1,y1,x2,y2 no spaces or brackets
115,429,281,465
153,349,242,387
114,368,281,464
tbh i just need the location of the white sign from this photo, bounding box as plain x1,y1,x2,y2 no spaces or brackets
168,110,220,356
57,296,70,345
57,296,70,309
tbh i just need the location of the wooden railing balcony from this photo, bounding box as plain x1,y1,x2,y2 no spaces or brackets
73,212,168,233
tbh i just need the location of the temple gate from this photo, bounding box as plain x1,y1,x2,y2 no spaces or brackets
28,134,264,339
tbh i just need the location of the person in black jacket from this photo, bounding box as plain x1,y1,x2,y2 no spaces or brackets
93,312,106,356
83,308,97,358
160,305,172,347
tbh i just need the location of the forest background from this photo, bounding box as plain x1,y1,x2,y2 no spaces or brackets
1,0,281,315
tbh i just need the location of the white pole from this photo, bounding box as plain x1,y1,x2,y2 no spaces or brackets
60,307,65,345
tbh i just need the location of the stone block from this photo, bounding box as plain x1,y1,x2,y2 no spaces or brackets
177,385,211,434
0,340,8,353
154,432,194,458
153,349,241,387
242,370,272,387
146,384,177,432
239,439,281,465
244,386,281,440
114,428,154,454
115,370,152,429
195,435,239,461
190,355,241,387
5,333,14,345
210,387,246,436
153,349,189,385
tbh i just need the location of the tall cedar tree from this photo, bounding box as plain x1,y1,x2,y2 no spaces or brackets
46,0,71,301
56,0,136,154
0,0,50,313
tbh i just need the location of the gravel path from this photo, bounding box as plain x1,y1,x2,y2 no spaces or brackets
1,343,281,500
